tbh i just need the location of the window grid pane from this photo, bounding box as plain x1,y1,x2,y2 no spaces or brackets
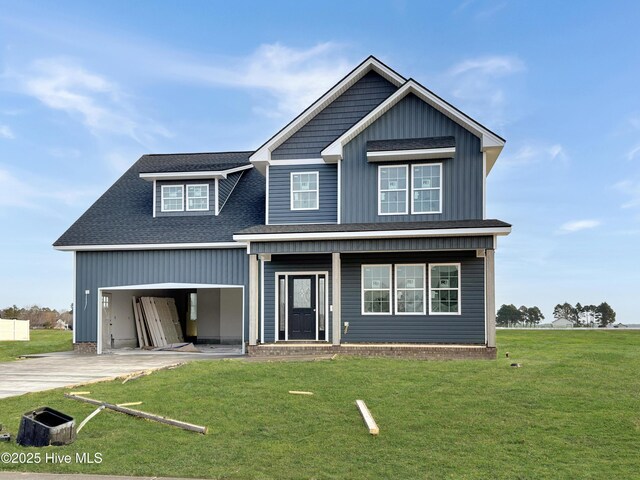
396,265,425,314
413,164,441,213
379,166,407,214
292,172,319,209
430,265,460,314
362,265,391,314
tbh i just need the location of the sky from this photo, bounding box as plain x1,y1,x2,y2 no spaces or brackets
0,0,639,322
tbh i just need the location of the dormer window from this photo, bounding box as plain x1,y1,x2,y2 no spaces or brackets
186,184,209,211
290,172,319,210
161,185,184,212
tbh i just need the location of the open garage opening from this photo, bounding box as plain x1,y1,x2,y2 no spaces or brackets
97,285,244,355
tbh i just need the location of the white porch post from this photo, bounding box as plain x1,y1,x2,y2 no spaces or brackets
332,252,341,345
249,254,259,346
486,248,496,348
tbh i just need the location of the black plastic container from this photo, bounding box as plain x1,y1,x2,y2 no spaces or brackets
16,407,76,447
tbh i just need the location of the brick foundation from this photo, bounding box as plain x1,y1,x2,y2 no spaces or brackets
247,343,496,360
73,342,97,354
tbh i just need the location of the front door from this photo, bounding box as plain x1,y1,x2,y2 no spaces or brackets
288,275,316,340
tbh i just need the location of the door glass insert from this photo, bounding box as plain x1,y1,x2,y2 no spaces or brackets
278,277,286,333
293,278,311,308
318,276,326,333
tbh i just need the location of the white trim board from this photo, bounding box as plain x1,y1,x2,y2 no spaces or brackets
140,164,253,182
321,80,505,173
234,226,511,242
55,242,248,251
250,57,405,173
367,147,455,162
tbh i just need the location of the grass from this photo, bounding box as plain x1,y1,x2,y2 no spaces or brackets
0,330,72,362
0,330,638,479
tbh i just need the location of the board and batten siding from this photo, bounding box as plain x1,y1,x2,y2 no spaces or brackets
272,71,397,160
155,180,216,217
75,249,248,343
341,93,484,223
262,254,333,342
268,164,338,224
250,235,494,255
341,251,485,344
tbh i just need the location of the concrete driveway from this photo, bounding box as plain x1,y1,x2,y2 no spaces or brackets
0,350,240,399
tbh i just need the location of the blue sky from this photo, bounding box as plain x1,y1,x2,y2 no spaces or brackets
0,1,638,322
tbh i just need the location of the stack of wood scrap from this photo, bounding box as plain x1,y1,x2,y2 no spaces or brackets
132,297,185,348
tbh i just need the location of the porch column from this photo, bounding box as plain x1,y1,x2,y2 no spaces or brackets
249,254,259,346
332,252,341,345
486,248,496,348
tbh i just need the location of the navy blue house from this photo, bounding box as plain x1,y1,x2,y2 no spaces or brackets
54,57,511,358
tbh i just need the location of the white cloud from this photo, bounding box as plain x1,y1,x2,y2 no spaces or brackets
0,165,99,211
15,58,170,147
501,143,568,167
0,125,14,139
614,179,640,209
443,55,525,127
159,42,352,116
558,219,601,234
627,145,640,161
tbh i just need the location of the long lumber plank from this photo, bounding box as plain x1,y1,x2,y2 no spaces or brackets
131,296,145,348
65,394,207,434
355,399,379,435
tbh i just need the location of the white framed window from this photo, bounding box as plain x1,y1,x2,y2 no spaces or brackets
395,264,426,315
362,265,392,315
186,184,209,211
290,172,319,210
378,165,408,215
161,185,184,212
429,263,461,315
412,163,442,214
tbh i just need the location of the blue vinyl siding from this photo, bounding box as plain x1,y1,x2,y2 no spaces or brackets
341,93,484,223
341,251,485,344
263,254,333,342
272,71,397,159
75,249,248,343
268,164,337,224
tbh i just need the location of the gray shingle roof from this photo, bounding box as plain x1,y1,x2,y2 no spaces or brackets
366,136,455,152
54,152,265,247
236,219,511,236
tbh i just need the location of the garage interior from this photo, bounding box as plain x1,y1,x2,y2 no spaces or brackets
100,286,243,355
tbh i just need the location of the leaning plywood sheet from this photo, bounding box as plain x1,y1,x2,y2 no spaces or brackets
140,297,167,346
153,298,179,344
165,298,184,342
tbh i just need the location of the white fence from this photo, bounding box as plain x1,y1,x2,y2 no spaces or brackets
0,319,30,341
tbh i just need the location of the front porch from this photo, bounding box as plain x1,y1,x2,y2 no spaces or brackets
242,230,501,359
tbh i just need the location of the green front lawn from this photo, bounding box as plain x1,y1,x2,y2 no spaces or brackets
0,329,72,362
0,330,638,479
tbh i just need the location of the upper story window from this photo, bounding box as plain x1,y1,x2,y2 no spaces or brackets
186,184,209,211
412,164,442,214
378,165,408,215
161,185,184,212
290,172,319,210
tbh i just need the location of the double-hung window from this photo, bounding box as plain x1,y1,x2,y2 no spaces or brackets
429,264,461,314
186,184,209,211
395,264,426,314
362,265,392,314
378,165,408,214
412,164,442,214
291,172,319,210
161,185,184,212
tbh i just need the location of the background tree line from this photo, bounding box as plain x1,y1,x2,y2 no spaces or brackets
0,304,72,329
496,304,545,327
552,302,616,327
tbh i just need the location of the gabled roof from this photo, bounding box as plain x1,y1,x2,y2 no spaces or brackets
249,56,406,172
321,79,506,173
54,152,265,248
